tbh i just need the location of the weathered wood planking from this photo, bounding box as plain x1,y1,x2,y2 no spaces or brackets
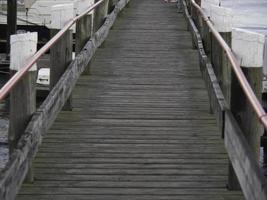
0,0,130,199
15,0,244,199
182,0,227,136
225,111,267,200
184,0,267,199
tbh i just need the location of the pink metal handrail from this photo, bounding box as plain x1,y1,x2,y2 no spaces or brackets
190,0,267,129
0,0,105,101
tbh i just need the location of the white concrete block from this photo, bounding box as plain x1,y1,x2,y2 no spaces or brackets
209,3,267,32
210,5,233,32
75,0,94,15
232,28,266,68
201,0,219,16
10,32,38,71
51,3,74,29
37,68,50,85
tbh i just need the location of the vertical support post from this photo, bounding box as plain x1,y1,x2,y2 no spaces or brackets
210,34,223,81
9,32,38,182
189,4,197,49
226,28,264,190
220,33,232,104
206,6,240,189
6,0,17,58
231,28,264,160
75,0,93,75
218,32,240,191
94,0,109,33
50,4,74,110
201,19,211,59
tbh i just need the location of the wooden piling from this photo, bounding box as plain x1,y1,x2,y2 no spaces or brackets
76,16,92,55
201,20,211,59
50,4,74,110
8,32,38,182
226,29,263,190
94,0,109,32
75,0,93,75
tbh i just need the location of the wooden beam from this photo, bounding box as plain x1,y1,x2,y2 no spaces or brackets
76,14,92,75
94,0,110,32
50,4,74,111
225,110,267,200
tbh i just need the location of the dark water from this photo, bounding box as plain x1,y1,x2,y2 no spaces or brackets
0,74,9,169
261,147,267,177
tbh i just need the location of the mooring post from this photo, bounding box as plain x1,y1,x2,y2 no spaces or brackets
231,28,263,159
75,0,93,75
94,0,109,33
9,32,38,182
225,28,264,190
50,4,74,110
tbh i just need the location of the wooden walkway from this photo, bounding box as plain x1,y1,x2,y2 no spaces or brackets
17,0,244,199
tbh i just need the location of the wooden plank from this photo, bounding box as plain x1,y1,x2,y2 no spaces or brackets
224,111,267,200
182,0,227,136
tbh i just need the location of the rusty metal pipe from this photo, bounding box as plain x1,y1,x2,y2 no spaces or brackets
0,0,105,101
190,0,267,129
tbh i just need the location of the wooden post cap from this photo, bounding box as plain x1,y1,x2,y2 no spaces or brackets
10,32,38,71
232,28,267,68
51,3,75,29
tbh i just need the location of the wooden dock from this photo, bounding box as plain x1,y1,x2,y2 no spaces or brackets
15,0,245,199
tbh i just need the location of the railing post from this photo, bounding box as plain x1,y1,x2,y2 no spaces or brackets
189,4,198,49
8,32,38,182
200,19,211,59
50,4,74,110
94,0,110,33
220,33,232,106
75,0,93,75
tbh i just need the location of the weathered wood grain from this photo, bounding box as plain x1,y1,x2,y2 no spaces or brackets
182,0,227,136
185,0,267,198
0,0,130,199
14,0,244,200
225,111,267,200
50,29,73,110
